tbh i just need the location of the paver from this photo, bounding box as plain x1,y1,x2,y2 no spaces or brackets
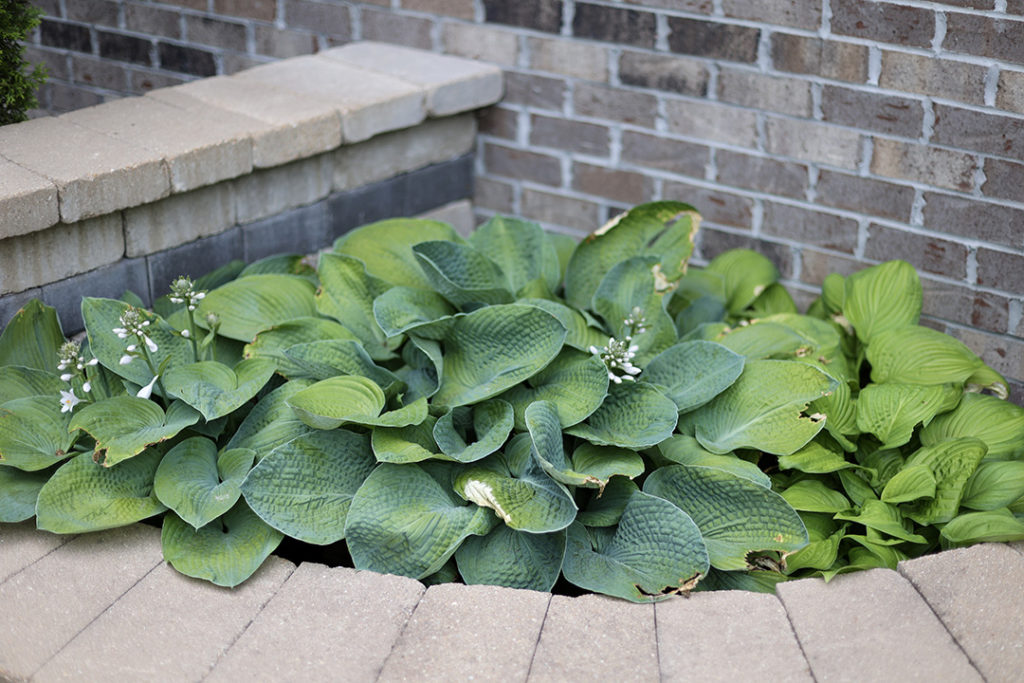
657,589,812,681
208,563,424,682
777,569,982,681
322,42,503,117
898,543,1024,681
33,556,295,681
60,96,253,193
377,582,550,681
0,524,164,678
0,157,59,239
123,180,236,257
529,593,657,681
0,522,73,585
233,154,332,225
0,117,169,224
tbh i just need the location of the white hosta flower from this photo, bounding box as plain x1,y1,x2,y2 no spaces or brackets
180,329,190,338
60,373,72,382
82,381,91,393
119,354,134,365
143,335,158,353
136,375,159,400
59,389,81,413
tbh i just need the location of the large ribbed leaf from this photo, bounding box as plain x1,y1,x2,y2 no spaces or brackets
224,379,315,456
371,416,443,464
196,274,317,342
398,336,443,403
0,366,66,403
455,526,565,592
902,437,987,525
69,397,200,467
855,383,960,450
345,463,496,579
867,326,1004,392
163,358,276,421
372,286,456,338
920,393,1024,459
36,449,166,533
777,440,858,475
941,508,1024,545
576,477,639,527
453,463,577,533
242,429,376,544
161,501,283,588
516,299,606,352
243,317,359,378
333,218,463,290
961,461,1024,511
703,249,779,315
780,479,852,513
592,256,677,362
566,381,678,449
810,380,859,451
433,304,566,408
843,260,921,343
0,466,49,522
501,349,609,429
316,253,398,359
835,500,926,543
643,341,744,412
0,396,76,471
561,492,709,602
657,435,770,488
0,299,64,374
285,375,385,430
469,215,561,294
880,464,936,504
153,437,253,529
571,443,645,485
282,340,401,393
412,240,513,308
433,400,514,463
688,360,837,456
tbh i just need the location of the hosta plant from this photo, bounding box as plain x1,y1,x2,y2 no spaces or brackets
1,202,1022,600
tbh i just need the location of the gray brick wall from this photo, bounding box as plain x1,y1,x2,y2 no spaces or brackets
19,0,1024,399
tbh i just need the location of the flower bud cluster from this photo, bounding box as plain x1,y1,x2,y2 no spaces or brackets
56,340,98,413
114,307,158,365
589,307,650,384
168,276,206,312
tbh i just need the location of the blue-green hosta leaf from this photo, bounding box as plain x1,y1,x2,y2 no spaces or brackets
163,358,276,422
920,393,1024,460
0,396,76,471
153,437,254,529
238,253,316,280
334,218,464,290
316,253,398,360
285,375,386,430
345,463,496,579
642,341,744,413
453,464,577,533
675,295,728,337
223,379,315,457
778,440,858,475
566,381,678,449
867,326,1005,393
880,464,936,504
36,449,166,533
371,416,443,464
720,314,848,378
696,568,789,594
547,231,577,284
0,466,49,522
564,201,700,311
501,349,609,430
0,366,67,404
592,256,677,362
855,383,961,450
412,240,513,308
242,429,376,544
455,526,565,592
433,400,514,463
657,435,771,488
397,336,443,403
779,479,852,513
842,260,921,343
703,248,779,315
689,359,837,456
243,317,359,379
161,500,283,588
835,500,926,544
364,397,430,428
718,321,812,360
283,340,401,395
526,400,601,488
196,274,318,342
961,461,1024,511
576,477,639,527
940,508,1024,545
372,286,456,338
571,443,645,484
516,299,607,352
69,397,200,467
469,215,561,294
644,465,808,571
561,492,709,602
902,437,987,525
433,304,566,408
0,299,64,374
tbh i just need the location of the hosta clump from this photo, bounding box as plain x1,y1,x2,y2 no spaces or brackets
1,202,1021,599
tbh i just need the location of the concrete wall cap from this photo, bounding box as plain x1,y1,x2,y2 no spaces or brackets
0,157,60,239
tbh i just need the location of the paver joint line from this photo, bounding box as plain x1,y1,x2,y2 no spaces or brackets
0,533,76,589
773,591,819,683
370,577,429,682
522,592,553,681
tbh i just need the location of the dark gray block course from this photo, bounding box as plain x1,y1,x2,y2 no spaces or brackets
241,201,330,262
40,257,151,334
0,522,73,586
403,153,474,216
0,288,42,335
147,227,243,298
328,177,404,242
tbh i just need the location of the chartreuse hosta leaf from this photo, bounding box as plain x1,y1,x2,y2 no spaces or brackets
644,465,808,570
778,440,858,475
657,435,770,488
941,508,1024,545
562,492,709,602
433,400,514,463
433,304,567,408
747,282,798,317
719,314,848,378
372,417,444,464
501,349,608,430
372,286,456,339
592,256,677,362
785,514,845,573
242,429,376,544
283,340,401,394
453,460,577,533
469,215,561,294
334,218,463,290
842,260,921,343
224,379,314,456
780,479,852,513
855,383,961,450
810,380,858,452
69,397,200,467
880,465,936,504
0,299,64,374
960,461,1024,511
455,526,566,592
0,396,76,471
195,274,318,342
687,359,837,456
244,317,359,378
161,500,283,588
163,358,276,422
412,240,513,308
0,466,49,522
642,341,744,412
564,201,699,311
316,253,399,360
566,381,678,449
901,437,988,525
920,393,1024,460
153,437,254,529
36,449,166,533
345,463,497,579
835,500,926,544
703,248,779,315
867,325,1006,394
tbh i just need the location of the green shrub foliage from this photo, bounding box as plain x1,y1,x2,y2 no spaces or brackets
2,203,1022,597
0,0,47,125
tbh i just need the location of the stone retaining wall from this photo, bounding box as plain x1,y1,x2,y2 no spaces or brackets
0,42,501,332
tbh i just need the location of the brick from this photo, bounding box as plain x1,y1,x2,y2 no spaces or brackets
403,153,474,216
831,0,935,48
934,104,1024,162
484,143,561,186
880,51,986,106
504,71,565,111
185,15,248,52
997,70,1024,114
253,25,316,59
148,227,244,296
771,33,868,82
1009,0,1024,12
221,53,268,75
718,68,812,117
98,30,154,66
65,0,119,26
816,169,915,221
333,113,476,190
404,0,475,19
522,188,602,233
920,277,1009,333
482,0,562,33
944,14,1024,65
929,0,994,6
442,21,519,67
361,8,432,50
717,150,807,199
665,98,758,148
44,82,105,113
667,17,759,63
125,2,183,38
698,229,795,276
0,525,164,678
870,138,977,192
658,590,812,681
764,116,861,169
154,0,206,8
922,193,1024,249
946,325,1024,386
530,115,609,156
158,42,217,77
762,202,858,253
286,0,351,37
821,85,924,137
865,223,968,279
23,46,70,81
664,180,754,228
478,106,517,140
40,19,92,53
777,570,982,682
723,0,820,30
624,0,713,10
474,175,516,213
978,247,1024,292
215,0,277,21
0,116,169,223
621,130,708,177
322,42,503,117
0,522,72,585
573,162,653,204
72,54,128,91
234,153,332,224
618,50,708,96
574,82,657,127
982,158,1024,203
129,69,187,94
800,248,866,285
529,36,608,81
572,3,655,48
0,157,59,239
124,182,235,257
41,257,152,331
